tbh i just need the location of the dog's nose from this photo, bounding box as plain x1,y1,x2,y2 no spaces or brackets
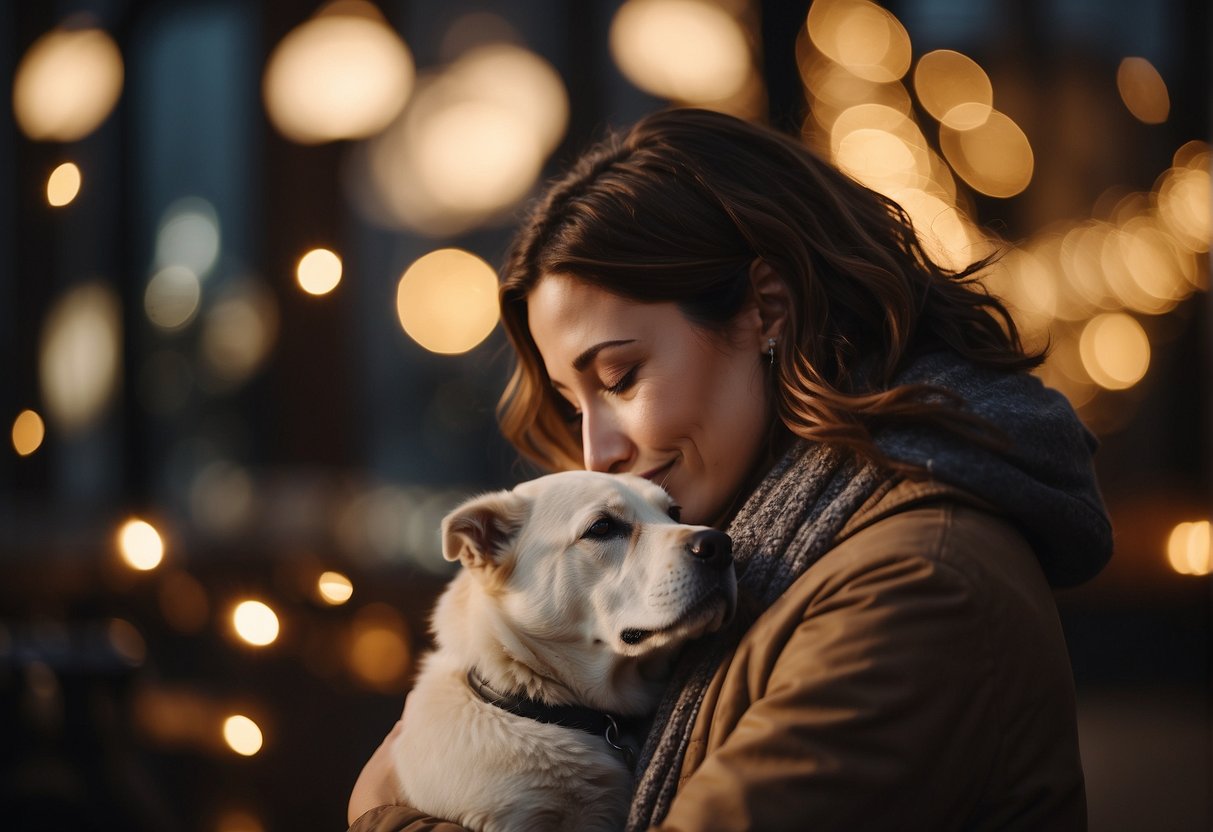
686,529,733,570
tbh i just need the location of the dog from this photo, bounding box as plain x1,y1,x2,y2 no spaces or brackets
390,470,737,832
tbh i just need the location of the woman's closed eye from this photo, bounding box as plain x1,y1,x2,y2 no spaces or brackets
603,365,639,395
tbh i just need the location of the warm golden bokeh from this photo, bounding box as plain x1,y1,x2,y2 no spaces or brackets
1167,521,1212,576
232,601,280,647
11,409,46,457
396,249,499,354
222,714,263,756
46,162,82,207
912,49,993,130
360,44,567,236
215,809,265,832
39,282,122,433
807,0,911,83
939,110,1034,197
317,571,354,605
1078,313,1150,390
347,603,412,691
262,2,414,144
296,248,343,296
117,519,165,571
610,0,751,103
12,26,124,141
1116,57,1170,125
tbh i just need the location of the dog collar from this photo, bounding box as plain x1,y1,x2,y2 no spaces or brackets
465,668,637,770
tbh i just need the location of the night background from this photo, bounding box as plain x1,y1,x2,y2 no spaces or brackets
1,1,1209,830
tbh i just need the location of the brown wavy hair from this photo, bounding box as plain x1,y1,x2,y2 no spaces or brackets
497,107,1043,473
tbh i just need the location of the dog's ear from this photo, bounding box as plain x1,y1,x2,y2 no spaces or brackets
441,490,527,570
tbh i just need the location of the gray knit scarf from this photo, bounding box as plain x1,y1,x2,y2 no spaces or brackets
624,439,890,831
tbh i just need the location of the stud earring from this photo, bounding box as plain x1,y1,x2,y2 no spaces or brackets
767,337,776,367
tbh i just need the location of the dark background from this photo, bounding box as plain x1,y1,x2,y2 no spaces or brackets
2,1,1210,830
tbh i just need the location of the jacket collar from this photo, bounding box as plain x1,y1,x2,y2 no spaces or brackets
834,477,996,545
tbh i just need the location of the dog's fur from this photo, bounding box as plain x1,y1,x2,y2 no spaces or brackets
391,471,737,832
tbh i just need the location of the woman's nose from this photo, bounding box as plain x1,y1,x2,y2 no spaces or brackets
582,406,634,473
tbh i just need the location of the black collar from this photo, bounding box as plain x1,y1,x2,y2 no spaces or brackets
465,668,636,769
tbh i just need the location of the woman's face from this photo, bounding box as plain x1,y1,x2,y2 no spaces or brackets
526,273,774,527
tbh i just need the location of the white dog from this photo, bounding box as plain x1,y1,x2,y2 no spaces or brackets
391,471,737,832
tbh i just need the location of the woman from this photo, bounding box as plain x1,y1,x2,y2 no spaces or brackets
349,108,1111,830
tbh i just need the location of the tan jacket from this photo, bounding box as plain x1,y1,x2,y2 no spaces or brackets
351,479,1086,831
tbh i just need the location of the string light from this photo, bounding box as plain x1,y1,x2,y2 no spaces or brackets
1167,521,1212,576
222,714,263,756
232,601,279,647
296,248,343,296
317,571,354,605
117,519,165,571
11,410,46,457
46,162,82,207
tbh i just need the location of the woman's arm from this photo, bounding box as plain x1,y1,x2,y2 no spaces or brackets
654,551,999,830
347,705,472,832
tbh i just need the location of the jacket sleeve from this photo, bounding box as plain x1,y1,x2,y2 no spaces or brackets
348,804,469,832
654,546,1001,831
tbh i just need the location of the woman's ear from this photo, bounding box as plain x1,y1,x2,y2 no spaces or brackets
748,258,791,344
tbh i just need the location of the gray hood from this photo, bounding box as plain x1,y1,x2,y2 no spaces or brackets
876,351,1113,587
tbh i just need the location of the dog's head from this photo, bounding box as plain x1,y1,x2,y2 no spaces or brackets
439,471,737,713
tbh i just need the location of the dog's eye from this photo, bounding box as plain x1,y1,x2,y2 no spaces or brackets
667,504,681,522
584,517,614,539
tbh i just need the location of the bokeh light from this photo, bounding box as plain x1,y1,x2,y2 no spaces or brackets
913,49,993,130
807,0,911,83
1116,57,1169,125
46,162,82,207
445,44,570,153
317,571,354,605
12,25,124,141
216,809,264,832
199,280,278,389
263,1,413,144
108,618,147,666
155,198,221,279
347,603,412,691
222,714,263,756
117,519,165,571
940,110,1034,198
610,0,751,103
396,248,499,354
11,410,46,457
296,248,342,296
357,43,567,236
1079,313,1150,390
39,282,121,432
145,266,202,331
1167,521,1212,576
232,600,279,647
1155,165,1211,254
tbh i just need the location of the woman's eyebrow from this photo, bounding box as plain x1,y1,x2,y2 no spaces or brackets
572,339,636,372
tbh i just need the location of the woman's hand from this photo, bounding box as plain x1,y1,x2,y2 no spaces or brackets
348,714,405,825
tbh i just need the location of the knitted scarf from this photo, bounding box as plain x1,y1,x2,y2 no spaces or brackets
624,439,890,831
